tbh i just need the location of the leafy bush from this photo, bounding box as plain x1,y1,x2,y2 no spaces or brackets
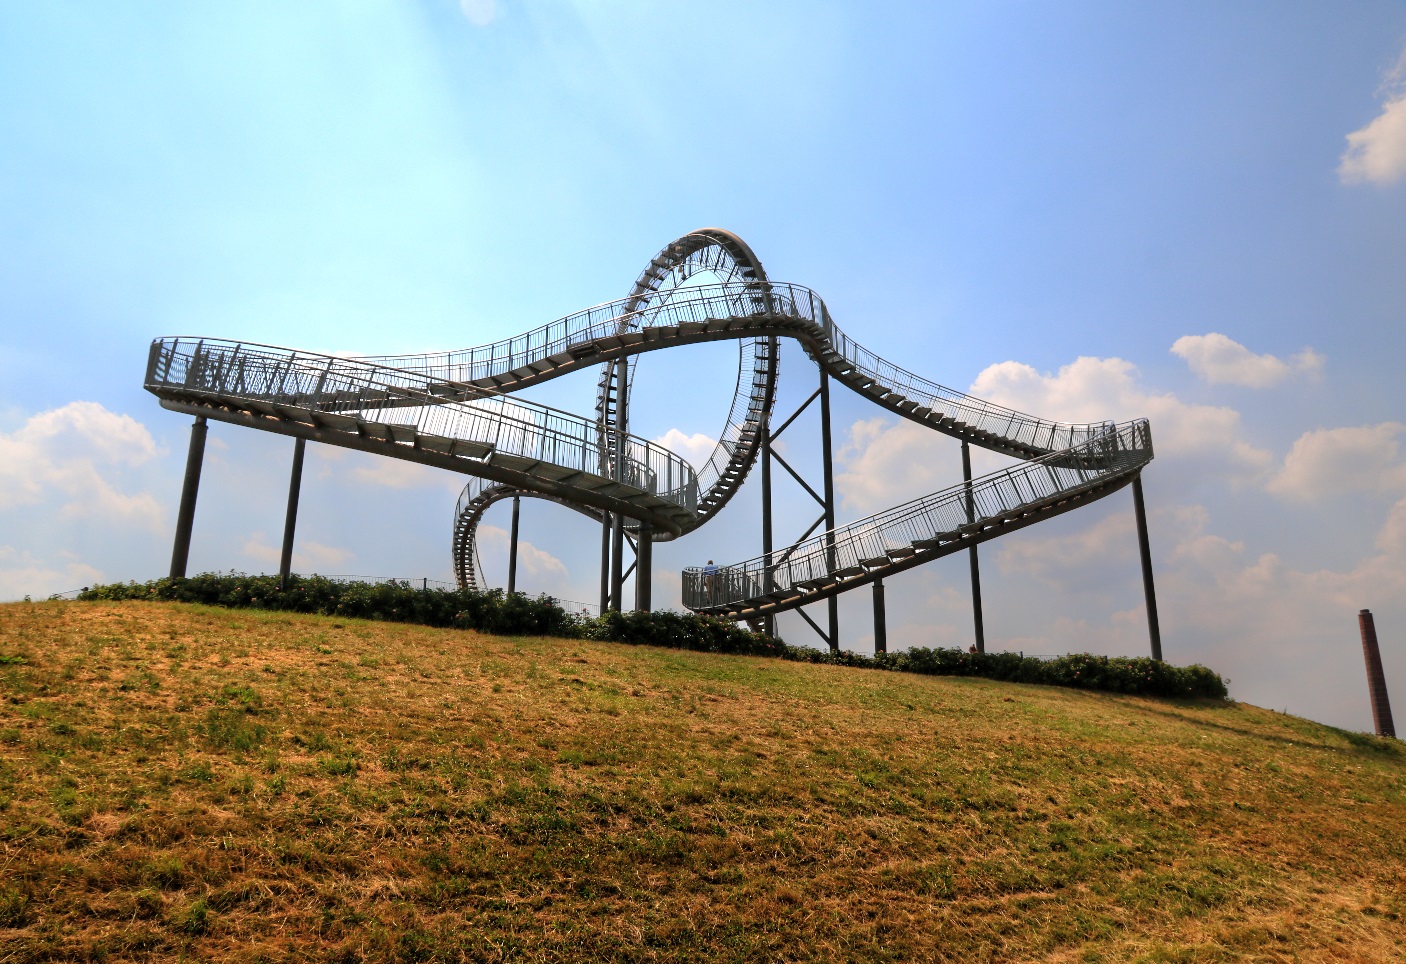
80,573,580,637
78,574,1227,700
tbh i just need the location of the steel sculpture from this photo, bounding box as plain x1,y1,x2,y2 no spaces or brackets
145,229,1161,656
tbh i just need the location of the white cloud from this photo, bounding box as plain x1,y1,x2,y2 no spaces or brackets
653,428,719,473
835,354,1273,515
0,546,104,601
459,0,496,27
1375,497,1406,555
478,524,568,578
996,510,1135,588
835,416,958,515
971,356,1273,478
0,402,164,527
1170,333,1323,388
1339,51,1406,186
1145,499,1406,725
1267,422,1406,503
243,532,355,572
314,446,461,493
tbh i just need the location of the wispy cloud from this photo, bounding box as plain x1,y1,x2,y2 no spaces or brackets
1171,333,1323,388
459,0,496,28
0,546,104,600
242,532,355,571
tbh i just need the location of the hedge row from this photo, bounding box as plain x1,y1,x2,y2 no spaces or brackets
76,573,1227,700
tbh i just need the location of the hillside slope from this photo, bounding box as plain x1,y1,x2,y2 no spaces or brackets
1,601,1404,962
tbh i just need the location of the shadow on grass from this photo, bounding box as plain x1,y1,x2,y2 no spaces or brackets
1137,702,1405,760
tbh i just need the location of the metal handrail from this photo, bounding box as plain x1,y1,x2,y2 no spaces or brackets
354,281,1109,457
680,420,1151,612
144,237,1151,612
146,336,699,511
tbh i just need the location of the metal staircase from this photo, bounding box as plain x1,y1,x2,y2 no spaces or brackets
145,228,1152,620
683,420,1151,619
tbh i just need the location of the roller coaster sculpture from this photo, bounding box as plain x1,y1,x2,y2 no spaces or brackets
146,229,1160,656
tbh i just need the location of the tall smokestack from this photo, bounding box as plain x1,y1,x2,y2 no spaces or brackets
1358,609,1396,739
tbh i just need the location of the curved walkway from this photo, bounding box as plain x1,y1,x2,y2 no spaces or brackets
144,230,1152,620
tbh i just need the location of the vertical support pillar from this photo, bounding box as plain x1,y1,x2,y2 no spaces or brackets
610,515,625,612
635,522,653,612
761,423,775,637
873,579,887,655
1132,474,1163,662
278,437,306,588
599,516,612,613
609,356,628,612
819,369,838,652
169,416,208,579
961,440,986,654
507,495,521,596
1359,609,1396,738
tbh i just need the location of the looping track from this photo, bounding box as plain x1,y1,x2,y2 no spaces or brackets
144,229,1152,622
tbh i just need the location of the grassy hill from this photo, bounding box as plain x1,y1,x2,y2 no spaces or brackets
1,601,1404,962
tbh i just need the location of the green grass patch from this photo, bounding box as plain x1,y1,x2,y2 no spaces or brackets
2,599,1396,961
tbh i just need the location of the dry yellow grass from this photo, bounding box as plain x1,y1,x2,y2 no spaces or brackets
1,600,1404,962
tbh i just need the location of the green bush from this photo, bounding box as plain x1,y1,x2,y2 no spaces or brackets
78,574,1227,700
79,573,580,637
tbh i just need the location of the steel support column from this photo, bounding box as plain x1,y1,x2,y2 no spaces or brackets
507,495,521,595
610,515,625,612
760,424,775,637
961,440,986,654
635,522,652,612
278,437,305,589
169,416,208,579
819,369,838,652
1132,474,1163,662
599,516,611,612
609,357,629,611
873,579,887,655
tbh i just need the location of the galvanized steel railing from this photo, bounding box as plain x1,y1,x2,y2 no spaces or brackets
358,282,1109,457
681,420,1151,611
146,337,699,511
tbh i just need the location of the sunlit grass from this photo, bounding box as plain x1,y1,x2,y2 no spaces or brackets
1,600,1404,961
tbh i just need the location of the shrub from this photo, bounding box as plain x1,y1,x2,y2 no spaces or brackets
78,574,1227,700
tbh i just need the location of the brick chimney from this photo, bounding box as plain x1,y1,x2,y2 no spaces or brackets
1358,609,1396,738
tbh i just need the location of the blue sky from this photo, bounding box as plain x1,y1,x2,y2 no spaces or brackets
2,2,1405,731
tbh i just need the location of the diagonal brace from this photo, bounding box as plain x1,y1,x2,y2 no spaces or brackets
770,387,821,443
794,604,833,648
771,448,826,509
